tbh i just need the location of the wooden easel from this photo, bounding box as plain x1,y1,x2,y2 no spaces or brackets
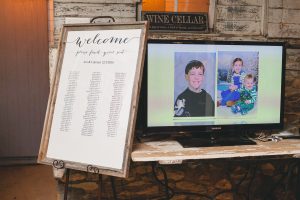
52,160,117,200
51,16,121,200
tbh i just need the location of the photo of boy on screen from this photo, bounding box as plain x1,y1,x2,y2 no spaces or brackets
231,74,257,115
217,51,258,116
174,53,215,117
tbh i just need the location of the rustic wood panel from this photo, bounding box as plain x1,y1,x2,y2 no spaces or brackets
261,0,268,36
218,0,261,6
54,2,135,17
268,23,300,38
269,0,283,8
132,139,300,162
283,0,300,9
216,5,261,21
215,21,261,35
269,9,300,24
53,17,64,45
49,48,58,86
268,8,284,23
270,0,300,9
285,70,300,88
53,17,136,46
148,32,269,41
285,70,300,128
52,1,137,46
286,49,300,71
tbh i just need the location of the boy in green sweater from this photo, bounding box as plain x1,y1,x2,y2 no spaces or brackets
231,74,257,115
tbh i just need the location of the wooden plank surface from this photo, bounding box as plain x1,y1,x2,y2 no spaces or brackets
216,5,261,21
269,0,283,8
131,139,300,162
283,0,300,9
270,0,300,9
54,2,135,17
53,17,136,46
286,49,300,71
269,9,300,24
268,23,300,38
215,21,261,35
52,0,137,46
268,0,300,39
218,0,261,6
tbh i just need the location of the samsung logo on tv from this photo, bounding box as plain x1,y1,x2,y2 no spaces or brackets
211,127,222,131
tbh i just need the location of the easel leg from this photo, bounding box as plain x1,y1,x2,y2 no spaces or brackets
64,169,70,200
297,160,300,200
110,176,118,200
98,174,103,200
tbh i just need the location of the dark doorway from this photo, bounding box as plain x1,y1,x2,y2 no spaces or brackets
0,0,49,163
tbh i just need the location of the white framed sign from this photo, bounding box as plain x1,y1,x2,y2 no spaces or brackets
38,22,148,178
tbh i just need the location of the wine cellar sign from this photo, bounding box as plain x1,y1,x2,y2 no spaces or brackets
142,12,208,32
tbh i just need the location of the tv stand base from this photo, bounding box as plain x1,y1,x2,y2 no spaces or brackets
176,135,256,148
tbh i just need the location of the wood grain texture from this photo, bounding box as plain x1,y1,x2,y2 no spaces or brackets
218,0,261,6
132,139,300,162
216,5,262,21
269,8,300,23
208,0,216,29
270,0,300,9
215,4,262,35
54,2,135,17
215,21,261,35
268,23,300,38
285,70,300,128
283,0,300,9
269,0,283,8
52,1,137,47
261,0,268,36
49,48,58,86
53,17,136,46
286,49,300,71
148,32,268,41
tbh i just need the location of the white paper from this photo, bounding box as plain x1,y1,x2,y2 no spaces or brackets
47,29,142,170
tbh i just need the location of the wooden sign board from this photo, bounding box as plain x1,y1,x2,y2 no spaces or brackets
142,12,208,32
38,22,148,178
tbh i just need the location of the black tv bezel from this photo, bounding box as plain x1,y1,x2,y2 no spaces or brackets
138,39,286,136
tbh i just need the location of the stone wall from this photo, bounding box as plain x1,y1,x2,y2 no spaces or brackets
57,159,299,200
49,0,300,199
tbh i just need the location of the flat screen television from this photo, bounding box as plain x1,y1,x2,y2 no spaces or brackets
137,39,286,147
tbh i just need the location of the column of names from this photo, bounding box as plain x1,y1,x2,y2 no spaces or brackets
106,72,126,137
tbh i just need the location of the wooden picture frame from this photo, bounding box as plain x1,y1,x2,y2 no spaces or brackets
38,22,148,178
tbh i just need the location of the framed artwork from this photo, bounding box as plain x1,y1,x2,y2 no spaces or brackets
38,22,148,178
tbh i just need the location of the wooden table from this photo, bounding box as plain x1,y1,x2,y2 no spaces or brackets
132,139,300,163
131,139,300,199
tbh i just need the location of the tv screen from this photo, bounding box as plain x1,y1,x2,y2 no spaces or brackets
140,40,285,136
